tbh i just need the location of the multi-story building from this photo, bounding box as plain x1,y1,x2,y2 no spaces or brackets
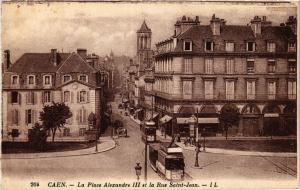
2,49,105,141
153,15,297,137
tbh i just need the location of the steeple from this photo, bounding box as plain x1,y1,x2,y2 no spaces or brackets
138,20,151,33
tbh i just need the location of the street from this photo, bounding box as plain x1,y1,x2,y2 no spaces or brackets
1,97,297,188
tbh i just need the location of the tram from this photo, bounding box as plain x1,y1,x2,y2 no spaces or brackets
141,121,156,143
149,142,185,181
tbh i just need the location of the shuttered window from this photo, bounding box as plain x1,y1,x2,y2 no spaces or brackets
225,80,235,100
205,59,213,74
64,91,70,102
268,81,276,100
288,80,296,100
246,81,256,100
204,80,214,99
26,92,35,104
25,109,35,125
226,59,234,74
77,108,87,124
11,110,19,125
183,58,192,73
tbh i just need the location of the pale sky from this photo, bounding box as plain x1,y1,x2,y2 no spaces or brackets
2,2,297,62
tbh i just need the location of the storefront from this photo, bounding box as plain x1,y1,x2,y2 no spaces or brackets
199,105,220,136
263,104,281,136
159,115,172,136
282,103,297,135
240,104,261,136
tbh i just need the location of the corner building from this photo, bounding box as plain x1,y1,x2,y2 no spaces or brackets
154,15,297,137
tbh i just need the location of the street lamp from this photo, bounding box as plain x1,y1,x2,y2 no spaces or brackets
134,163,142,181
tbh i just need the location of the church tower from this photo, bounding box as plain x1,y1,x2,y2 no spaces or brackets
137,20,152,76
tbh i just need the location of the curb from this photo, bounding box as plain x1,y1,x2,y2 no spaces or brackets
176,142,297,158
1,140,116,160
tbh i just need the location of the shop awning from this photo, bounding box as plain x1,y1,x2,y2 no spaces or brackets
177,117,196,124
198,118,219,124
145,112,159,121
160,115,172,124
264,113,279,118
135,108,143,113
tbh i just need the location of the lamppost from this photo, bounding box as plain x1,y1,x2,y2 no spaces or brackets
134,163,142,181
142,120,155,182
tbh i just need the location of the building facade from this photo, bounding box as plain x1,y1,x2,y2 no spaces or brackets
2,49,105,141
153,15,297,137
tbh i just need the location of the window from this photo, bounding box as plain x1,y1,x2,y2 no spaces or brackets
288,43,296,52
182,80,192,99
79,128,86,136
268,60,276,73
11,110,19,125
225,42,234,52
44,75,51,85
78,108,87,124
43,91,51,103
204,80,214,99
64,91,70,102
205,59,213,74
205,41,213,51
225,80,235,100
63,128,70,136
288,80,296,100
11,91,19,104
183,41,192,51
25,109,34,125
28,75,35,85
288,61,296,73
63,75,72,83
26,92,35,104
226,59,234,74
183,58,192,73
79,75,88,82
247,42,255,52
246,81,256,100
267,42,276,52
11,75,19,85
79,91,87,103
267,81,276,100
247,60,255,73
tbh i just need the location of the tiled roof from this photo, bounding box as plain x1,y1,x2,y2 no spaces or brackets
7,53,70,73
57,53,97,73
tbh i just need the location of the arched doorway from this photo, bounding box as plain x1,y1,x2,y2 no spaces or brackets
220,104,240,137
241,104,261,136
262,104,281,136
283,102,296,135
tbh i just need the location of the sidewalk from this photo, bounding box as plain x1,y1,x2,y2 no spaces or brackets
155,130,297,158
1,137,116,159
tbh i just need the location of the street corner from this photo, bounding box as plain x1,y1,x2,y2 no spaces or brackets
1,139,117,160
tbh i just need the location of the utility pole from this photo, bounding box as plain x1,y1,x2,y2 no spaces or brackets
144,142,147,182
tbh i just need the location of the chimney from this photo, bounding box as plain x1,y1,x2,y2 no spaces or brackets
250,16,262,36
3,50,11,72
77,48,87,59
50,49,57,66
210,14,224,35
285,16,297,35
261,16,272,27
174,15,200,36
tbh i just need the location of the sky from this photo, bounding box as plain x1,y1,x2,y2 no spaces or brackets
2,1,297,62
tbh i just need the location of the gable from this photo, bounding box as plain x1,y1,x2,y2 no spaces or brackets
57,53,97,73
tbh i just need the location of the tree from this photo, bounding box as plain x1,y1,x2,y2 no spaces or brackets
219,104,240,140
40,102,72,142
28,123,48,151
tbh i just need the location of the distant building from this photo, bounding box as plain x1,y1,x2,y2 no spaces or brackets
2,49,106,141
154,15,297,137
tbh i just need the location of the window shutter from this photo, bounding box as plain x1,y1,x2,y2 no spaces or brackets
32,92,35,105
7,110,12,126
16,110,19,125
76,110,80,123
8,92,11,104
71,92,74,103
26,92,29,104
61,91,64,102
77,91,80,103
18,93,21,105
32,110,35,124
51,91,54,102
41,92,44,104
87,91,90,103
25,110,28,125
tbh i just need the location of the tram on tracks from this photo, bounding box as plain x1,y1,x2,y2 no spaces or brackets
149,142,185,181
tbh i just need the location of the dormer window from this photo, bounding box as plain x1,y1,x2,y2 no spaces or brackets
27,75,35,85
43,75,52,86
267,42,276,52
79,75,88,83
288,42,296,52
246,42,255,52
225,42,234,52
11,75,19,85
183,41,192,51
63,75,72,83
205,41,214,51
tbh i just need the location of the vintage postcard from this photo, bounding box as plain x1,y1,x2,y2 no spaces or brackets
1,1,299,190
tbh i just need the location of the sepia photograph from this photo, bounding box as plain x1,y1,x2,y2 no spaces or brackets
1,1,299,189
